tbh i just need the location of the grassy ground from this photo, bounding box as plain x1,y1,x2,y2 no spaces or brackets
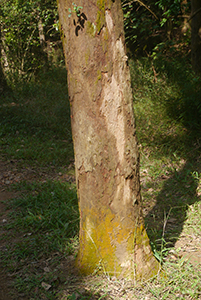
0,55,201,299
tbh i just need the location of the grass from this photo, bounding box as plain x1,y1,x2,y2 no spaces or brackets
0,180,79,299
7,181,78,252
0,53,201,299
0,66,73,168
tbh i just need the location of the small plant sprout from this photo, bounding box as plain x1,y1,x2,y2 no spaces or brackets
68,2,83,18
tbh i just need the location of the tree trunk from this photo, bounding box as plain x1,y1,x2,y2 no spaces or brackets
181,0,190,35
57,0,159,280
191,0,201,74
38,18,46,50
0,24,9,95
0,57,8,95
37,16,49,68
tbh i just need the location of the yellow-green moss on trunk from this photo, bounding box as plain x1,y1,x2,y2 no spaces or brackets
76,207,159,279
96,0,106,33
86,21,97,37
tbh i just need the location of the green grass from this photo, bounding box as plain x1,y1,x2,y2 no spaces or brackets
133,259,201,299
0,55,201,299
7,181,79,251
0,181,79,299
129,55,201,266
0,66,73,168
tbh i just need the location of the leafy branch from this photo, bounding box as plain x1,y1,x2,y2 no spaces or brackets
68,2,83,18
122,0,158,20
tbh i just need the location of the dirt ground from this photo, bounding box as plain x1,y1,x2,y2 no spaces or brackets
0,159,201,300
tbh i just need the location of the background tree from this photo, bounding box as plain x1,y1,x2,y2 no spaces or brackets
0,23,10,94
57,0,159,279
191,0,201,74
0,56,8,94
0,0,62,78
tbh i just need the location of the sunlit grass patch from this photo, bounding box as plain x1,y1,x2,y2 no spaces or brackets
134,258,201,299
183,201,201,237
7,181,79,251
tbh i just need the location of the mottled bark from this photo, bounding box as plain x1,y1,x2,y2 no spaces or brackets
57,0,159,280
191,0,201,74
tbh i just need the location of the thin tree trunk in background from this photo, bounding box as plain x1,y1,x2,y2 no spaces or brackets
181,0,190,35
0,56,7,94
58,0,159,280
191,0,201,74
0,24,9,95
38,18,46,50
37,17,49,66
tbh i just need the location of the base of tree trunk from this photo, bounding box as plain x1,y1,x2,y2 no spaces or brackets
76,206,159,280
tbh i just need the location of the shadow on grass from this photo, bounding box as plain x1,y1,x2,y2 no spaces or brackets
145,156,201,253
153,54,201,131
142,54,201,254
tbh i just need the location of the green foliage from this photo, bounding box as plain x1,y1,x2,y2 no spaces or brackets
0,0,61,76
68,2,83,18
122,0,191,55
122,0,159,53
156,0,182,25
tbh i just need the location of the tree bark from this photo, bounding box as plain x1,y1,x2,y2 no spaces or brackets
0,24,9,95
181,0,190,35
0,57,7,95
38,18,46,50
191,0,201,74
57,0,159,280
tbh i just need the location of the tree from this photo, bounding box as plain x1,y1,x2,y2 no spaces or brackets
0,58,8,94
57,0,159,280
0,24,9,94
191,0,201,74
